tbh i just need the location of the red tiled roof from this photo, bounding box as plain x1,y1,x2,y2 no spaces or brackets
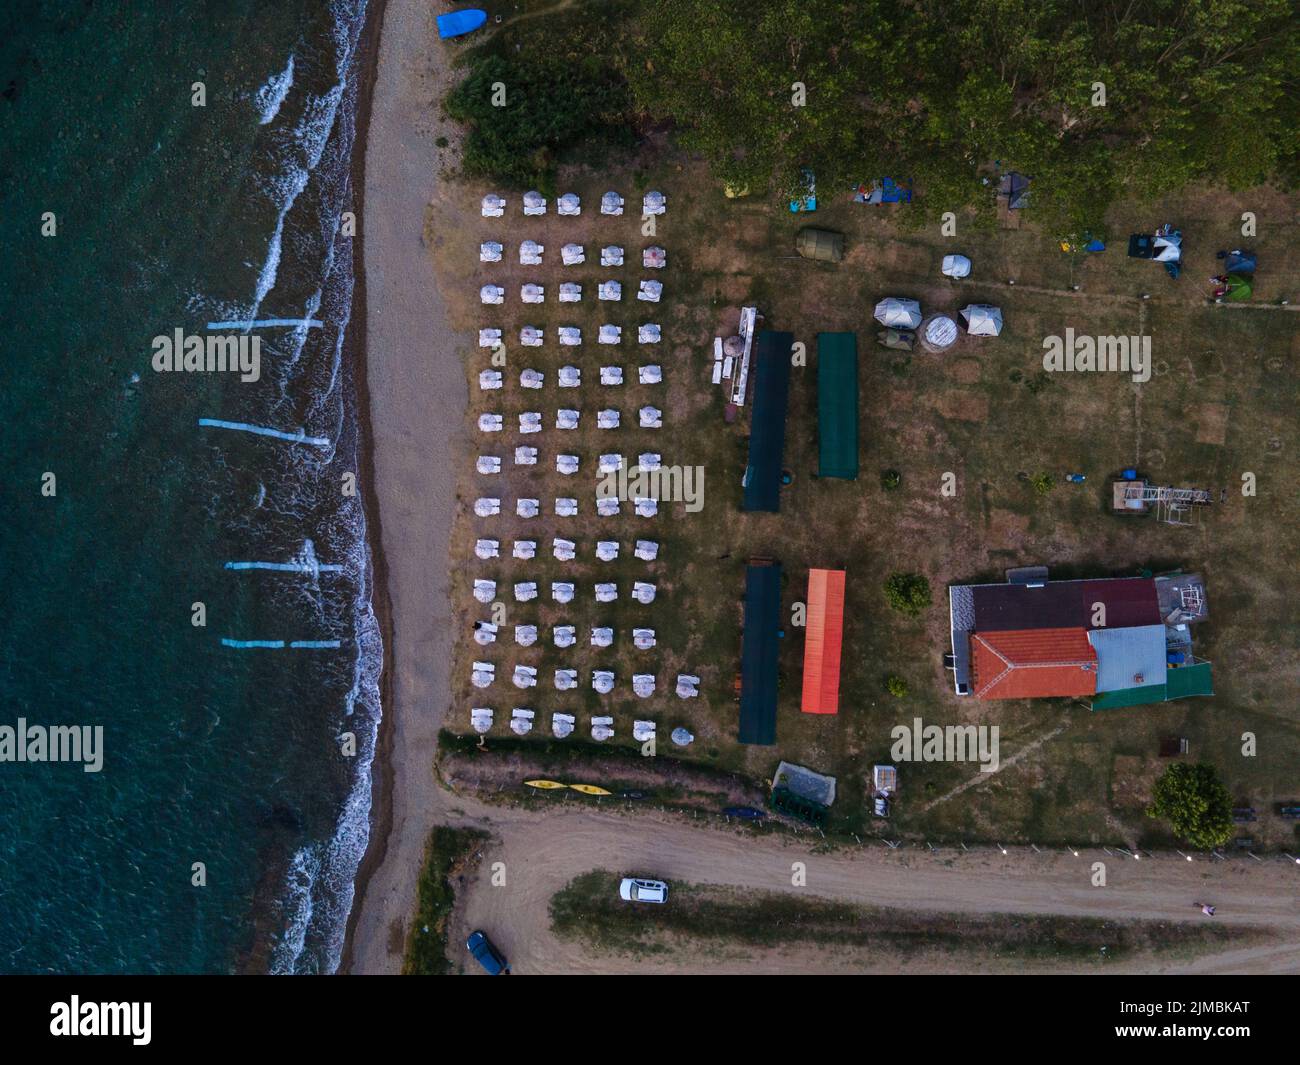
970,627,1098,699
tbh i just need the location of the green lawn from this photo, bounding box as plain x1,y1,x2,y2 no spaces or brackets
430,128,1300,850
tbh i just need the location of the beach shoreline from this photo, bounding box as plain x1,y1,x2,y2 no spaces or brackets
339,0,466,974
337,0,391,976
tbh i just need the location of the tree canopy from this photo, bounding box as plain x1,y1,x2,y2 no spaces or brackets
626,0,1299,230
1146,762,1234,850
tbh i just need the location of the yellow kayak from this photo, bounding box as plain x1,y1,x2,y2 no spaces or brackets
569,783,611,796
524,779,567,790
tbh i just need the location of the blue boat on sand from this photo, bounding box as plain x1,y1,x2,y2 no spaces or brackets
437,8,488,38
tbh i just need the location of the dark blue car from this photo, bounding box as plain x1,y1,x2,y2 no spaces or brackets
466,930,509,975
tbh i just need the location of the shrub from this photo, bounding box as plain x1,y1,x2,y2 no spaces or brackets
444,27,633,188
884,572,931,617
885,674,909,698
881,469,902,491
1147,763,1234,850
1030,471,1055,495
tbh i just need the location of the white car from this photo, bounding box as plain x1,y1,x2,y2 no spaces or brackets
619,877,668,904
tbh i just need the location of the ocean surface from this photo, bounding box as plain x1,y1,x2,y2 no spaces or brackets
0,0,380,973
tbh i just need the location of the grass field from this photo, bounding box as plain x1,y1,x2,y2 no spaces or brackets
549,870,1254,968
429,81,1299,850
401,826,489,975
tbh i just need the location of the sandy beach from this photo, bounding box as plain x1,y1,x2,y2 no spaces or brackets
341,0,465,974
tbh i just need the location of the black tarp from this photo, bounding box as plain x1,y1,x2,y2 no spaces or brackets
742,331,793,511
739,563,782,745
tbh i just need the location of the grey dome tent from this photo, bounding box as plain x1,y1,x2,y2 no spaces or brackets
941,254,971,278
960,304,1003,336
874,297,922,329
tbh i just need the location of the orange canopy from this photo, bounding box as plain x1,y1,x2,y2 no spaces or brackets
801,568,846,713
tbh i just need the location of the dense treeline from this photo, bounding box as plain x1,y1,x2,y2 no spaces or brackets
449,0,1299,230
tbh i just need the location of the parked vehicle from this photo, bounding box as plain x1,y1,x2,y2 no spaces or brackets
619,878,668,904
466,930,509,975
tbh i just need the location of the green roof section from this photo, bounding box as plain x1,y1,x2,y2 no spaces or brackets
816,332,859,479
1090,661,1214,710
1167,661,1214,699
1090,683,1167,711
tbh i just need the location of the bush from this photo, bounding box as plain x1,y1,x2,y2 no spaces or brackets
1147,763,1234,850
880,469,902,491
444,21,633,188
1030,471,1055,495
885,674,909,698
884,572,931,617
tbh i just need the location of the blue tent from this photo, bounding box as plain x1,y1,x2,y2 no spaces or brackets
437,9,487,38
1224,250,1257,274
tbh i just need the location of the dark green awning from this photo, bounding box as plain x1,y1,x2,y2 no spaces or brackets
817,332,859,479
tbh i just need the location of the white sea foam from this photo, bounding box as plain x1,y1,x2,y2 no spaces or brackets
254,55,295,125
269,846,320,974
253,0,382,976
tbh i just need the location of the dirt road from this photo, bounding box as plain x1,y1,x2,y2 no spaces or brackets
449,802,1300,974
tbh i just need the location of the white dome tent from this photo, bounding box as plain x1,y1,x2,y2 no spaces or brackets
922,314,959,351
941,254,971,278
961,304,1004,336
874,297,923,329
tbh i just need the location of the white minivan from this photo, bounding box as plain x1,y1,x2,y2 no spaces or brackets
619,877,668,904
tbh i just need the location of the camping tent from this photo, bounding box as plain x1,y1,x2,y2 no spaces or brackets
999,172,1030,209
796,227,844,263
873,297,922,329
877,329,914,352
924,315,959,348
961,304,1003,336
942,254,971,278
1224,273,1252,301
1153,234,1181,263
816,333,858,479
1224,250,1256,274
853,177,912,204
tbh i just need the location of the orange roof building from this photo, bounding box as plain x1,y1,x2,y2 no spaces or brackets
970,627,1098,699
801,568,846,713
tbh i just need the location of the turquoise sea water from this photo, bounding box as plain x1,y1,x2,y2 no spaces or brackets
0,0,379,973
